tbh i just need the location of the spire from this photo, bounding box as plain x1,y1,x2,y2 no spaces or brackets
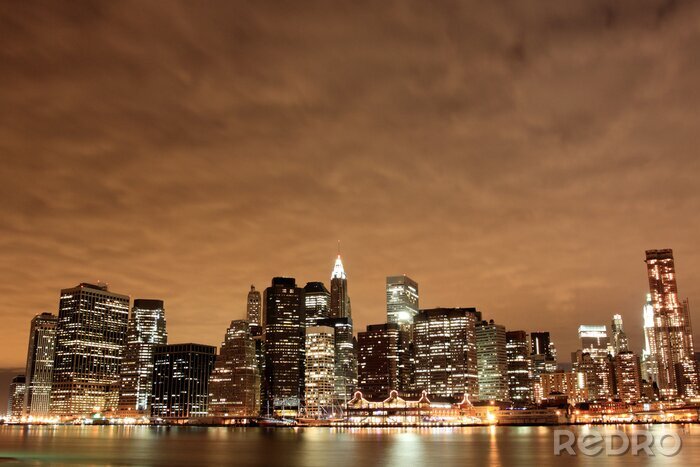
331,255,346,280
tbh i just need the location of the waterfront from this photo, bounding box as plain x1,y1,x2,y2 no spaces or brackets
0,424,697,466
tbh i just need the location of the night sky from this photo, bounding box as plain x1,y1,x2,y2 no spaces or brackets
2,0,700,379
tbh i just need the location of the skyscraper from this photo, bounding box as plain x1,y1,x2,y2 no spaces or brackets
118,299,167,417
572,350,613,400
614,351,642,403
23,312,57,418
641,293,659,385
645,249,698,398
414,308,479,399
151,343,216,420
304,326,336,418
358,323,411,399
330,255,350,319
318,317,358,405
303,282,331,327
7,375,26,420
247,285,262,336
505,330,532,404
476,320,509,401
50,283,130,418
386,275,419,326
611,314,629,356
209,320,260,418
530,332,554,358
263,277,304,414
578,325,610,359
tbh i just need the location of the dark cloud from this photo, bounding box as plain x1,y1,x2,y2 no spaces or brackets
1,0,700,367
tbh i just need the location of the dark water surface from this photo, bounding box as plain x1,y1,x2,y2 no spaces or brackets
0,424,696,466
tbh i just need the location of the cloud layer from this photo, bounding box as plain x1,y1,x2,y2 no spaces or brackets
1,0,700,367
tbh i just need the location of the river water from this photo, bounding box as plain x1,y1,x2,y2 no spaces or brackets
0,424,696,466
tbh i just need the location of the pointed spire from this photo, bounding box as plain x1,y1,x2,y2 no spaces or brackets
331,254,346,280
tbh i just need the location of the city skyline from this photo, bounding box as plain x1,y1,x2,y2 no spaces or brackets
3,2,700,376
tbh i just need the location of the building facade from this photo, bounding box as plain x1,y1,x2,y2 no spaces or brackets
209,320,261,418
386,275,419,326
304,326,336,418
151,343,216,420
476,320,508,401
357,323,411,399
303,282,331,327
414,308,479,399
614,351,642,403
318,317,358,405
247,285,262,336
50,283,130,418
505,330,532,404
7,375,26,419
23,312,57,418
330,255,350,319
263,277,305,414
118,299,167,417
611,314,629,356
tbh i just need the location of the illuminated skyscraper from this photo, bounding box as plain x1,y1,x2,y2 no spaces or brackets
318,317,358,404
151,343,216,420
303,282,331,327
414,308,479,399
529,331,557,399
505,330,532,403
645,249,698,398
614,351,642,403
50,283,130,418
572,350,613,400
247,285,262,336
263,277,304,414
304,326,336,418
610,314,629,356
23,312,57,418
209,320,260,417
7,375,26,420
530,332,554,358
386,275,419,326
476,320,509,401
641,293,659,385
330,255,350,319
118,299,167,416
358,323,411,399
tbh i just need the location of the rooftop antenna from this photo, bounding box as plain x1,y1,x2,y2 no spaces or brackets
337,240,341,257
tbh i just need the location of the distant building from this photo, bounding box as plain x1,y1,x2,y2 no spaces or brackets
318,317,358,404
118,299,167,417
209,320,260,418
357,323,411,399
578,325,610,359
247,285,262,336
414,308,478,399
330,255,351,319
386,275,419,326
7,375,26,419
572,350,613,400
539,372,587,404
151,343,216,420
614,351,641,403
303,282,331,327
640,294,658,386
505,330,532,404
304,326,336,418
263,277,304,414
645,249,698,398
476,320,508,401
23,312,57,418
530,332,554,358
610,314,629,356
50,283,130,418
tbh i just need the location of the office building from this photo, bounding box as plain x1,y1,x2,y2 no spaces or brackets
614,351,642,403
539,372,588,403
304,326,336,418
247,285,262,336
572,350,613,400
151,343,216,420
50,283,130,418
23,312,57,418
476,320,509,401
118,299,167,417
318,317,358,404
303,282,331,327
610,314,629,356
209,320,261,418
386,275,419,326
357,323,411,399
330,255,351,319
578,325,610,359
505,330,532,403
7,375,26,419
414,308,479,399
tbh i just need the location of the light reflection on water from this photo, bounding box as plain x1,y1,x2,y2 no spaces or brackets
0,424,697,466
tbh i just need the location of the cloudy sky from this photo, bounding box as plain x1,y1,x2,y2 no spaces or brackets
1,0,700,379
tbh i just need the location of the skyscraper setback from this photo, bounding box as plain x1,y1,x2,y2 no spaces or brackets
118,299,167,416
644,249,698,397
23,312,57,418
50,283,130,418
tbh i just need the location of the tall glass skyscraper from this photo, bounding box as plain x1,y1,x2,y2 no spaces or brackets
209,320,260,417
505,330,532,403
645,249,698,398
386,275,419,326
303,282,331,327
304,326,336,418
50,283,130,418
318,317,358,405
23,312,57,418
118,299,167,416
476,320,508,401
263,277,304,414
